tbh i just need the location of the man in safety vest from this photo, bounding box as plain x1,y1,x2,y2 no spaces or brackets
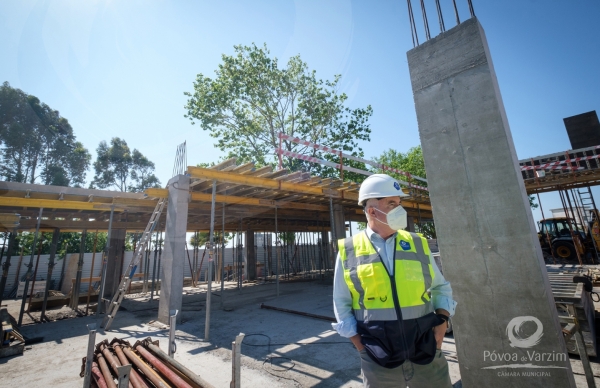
332,174,457,387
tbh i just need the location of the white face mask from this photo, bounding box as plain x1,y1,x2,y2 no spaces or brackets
373,205,408,231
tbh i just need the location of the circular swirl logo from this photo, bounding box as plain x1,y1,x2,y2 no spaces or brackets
506,316,544,348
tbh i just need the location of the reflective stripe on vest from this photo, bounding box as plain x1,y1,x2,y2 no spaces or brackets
338,230,435,321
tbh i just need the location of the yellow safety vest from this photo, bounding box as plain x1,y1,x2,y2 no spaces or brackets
338,230,435,322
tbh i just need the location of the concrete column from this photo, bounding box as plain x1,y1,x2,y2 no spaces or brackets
104,229,126,298
245,230,256,281
331,203,346,241
408,18,575,387
158,175,189,324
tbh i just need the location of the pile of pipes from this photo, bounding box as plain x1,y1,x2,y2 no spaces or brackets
80,337,213,388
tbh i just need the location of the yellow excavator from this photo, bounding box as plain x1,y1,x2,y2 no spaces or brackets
538,209,600,262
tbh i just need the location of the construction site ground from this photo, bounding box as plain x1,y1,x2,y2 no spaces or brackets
2,279,600,387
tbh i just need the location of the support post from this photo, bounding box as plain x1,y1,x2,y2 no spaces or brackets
230,333,245,388
245,230,256,281
41,228,60,320
407,17,575,386
204,180,216,340
221,205,225,309
83,323,97,388
0,229,17,306
18,207,43,327
275,207,279,297
103,229,126,300
97,205,114,317
71,229,87,310
169,309,178,358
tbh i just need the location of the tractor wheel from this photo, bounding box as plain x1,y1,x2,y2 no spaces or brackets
553,241,576,260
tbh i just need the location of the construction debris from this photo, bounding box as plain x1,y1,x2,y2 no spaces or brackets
80,337,214,388
0,307,24,358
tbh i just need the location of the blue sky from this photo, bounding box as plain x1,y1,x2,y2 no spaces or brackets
1,0,599,225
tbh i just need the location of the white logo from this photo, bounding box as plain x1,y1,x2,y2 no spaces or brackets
506,316,544,348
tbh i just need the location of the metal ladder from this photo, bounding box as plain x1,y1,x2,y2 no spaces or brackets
576,187,600,262
101,197,167,330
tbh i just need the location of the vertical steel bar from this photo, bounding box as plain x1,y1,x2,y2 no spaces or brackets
230,333,245,388
169,309,178,358
221,204,225,308
41,228,61,320
83,323,97,388
71,229,88,310
150,230,159,301
26,235,44,312
85,230,99,315
0,229,17,307
97,205,114,316
467,0,475,18
205,180,217,340
565,189,585,264
157,230,163,292
435,0,445,32
329,197,337,261
275,207,279,297
452,0,460,25
18,207,43,326
420,0,431,40
407,0,419,47
537,193,556,264
584,186,600,262
12,242,24,292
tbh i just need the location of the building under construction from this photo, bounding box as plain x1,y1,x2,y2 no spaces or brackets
3,8,600,388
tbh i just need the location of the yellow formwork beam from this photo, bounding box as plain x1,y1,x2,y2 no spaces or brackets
145,188,329,211
187,166,359,201
0,197,125,212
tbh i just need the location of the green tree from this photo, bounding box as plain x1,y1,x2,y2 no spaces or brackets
90,137,161,192
189,231,232,248
0,82,91,186
184,43,372,179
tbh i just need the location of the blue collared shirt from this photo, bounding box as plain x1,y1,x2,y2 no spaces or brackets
332,226,457,338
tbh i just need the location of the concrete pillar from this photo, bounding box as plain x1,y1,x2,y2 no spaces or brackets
331,203,346,241
245,230,256,281
104,229,126,298
158,175,189,324
407,18,575,387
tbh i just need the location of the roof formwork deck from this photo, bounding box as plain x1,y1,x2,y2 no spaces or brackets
0,158,433,233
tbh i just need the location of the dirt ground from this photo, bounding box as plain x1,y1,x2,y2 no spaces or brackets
1,279,600,387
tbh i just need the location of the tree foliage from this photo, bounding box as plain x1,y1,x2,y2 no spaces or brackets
189,231,232,248
91,137,161,192
0,82,91,186
184,43,372,179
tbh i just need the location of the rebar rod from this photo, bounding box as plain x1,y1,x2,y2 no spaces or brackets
420,0,431,40
452,0,460,25
435,0,445,32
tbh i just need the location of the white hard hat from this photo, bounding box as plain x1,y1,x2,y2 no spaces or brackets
358,174,407,206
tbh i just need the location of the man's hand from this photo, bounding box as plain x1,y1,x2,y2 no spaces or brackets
433,321,448,349
434,309,450,349
350,334,364,352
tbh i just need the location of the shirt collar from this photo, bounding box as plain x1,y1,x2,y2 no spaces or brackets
366,225,397,243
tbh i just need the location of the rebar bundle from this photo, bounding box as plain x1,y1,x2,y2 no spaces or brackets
80,337,213,388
